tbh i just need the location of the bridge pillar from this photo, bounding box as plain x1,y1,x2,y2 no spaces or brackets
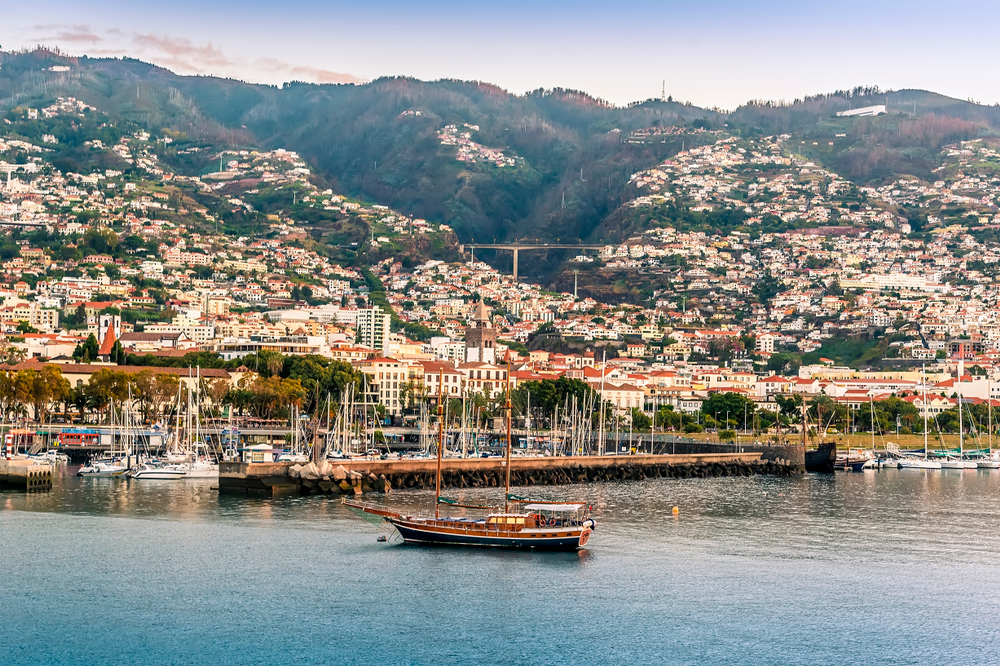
512,248,519,281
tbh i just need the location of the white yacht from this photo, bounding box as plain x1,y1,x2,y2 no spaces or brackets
898,457,942,470
77,459,127,477
977,456,1000,469
32,450,69,464
130,464,187,480
178,460,219,479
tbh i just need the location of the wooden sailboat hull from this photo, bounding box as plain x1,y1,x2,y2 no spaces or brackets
389,518,590,551
805,443,836,473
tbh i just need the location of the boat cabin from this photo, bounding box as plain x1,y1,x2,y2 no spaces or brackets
486,514,527,527
240,444,276,463
522,503,587,528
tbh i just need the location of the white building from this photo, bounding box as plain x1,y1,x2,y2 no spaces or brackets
835,105,886,118
356,307,391,354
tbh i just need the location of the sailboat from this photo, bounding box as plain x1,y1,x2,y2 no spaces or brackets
979,382,1000,469
941,362,975,469
899,365,942,470
169,370,219,478
344,368,596,551
77,405,127,477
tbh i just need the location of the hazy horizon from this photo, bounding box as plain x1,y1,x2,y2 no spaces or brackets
3,0,999,110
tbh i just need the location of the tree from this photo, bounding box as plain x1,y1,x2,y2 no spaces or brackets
133,369,180,422
775,394,804,420
66,303,88,328
630,407,651,431
0,338,26,365
16,320,38,334
701,392,755,430
86,369,134,420
766,352,800,375
16,365,71,422
73,333,100,363
237,374,307,419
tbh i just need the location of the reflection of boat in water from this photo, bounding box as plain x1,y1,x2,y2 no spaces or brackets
345,367,595,551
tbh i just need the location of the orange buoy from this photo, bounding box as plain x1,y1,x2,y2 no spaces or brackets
672,506,679,515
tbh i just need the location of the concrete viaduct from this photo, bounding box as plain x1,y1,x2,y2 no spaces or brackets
460,243,605,280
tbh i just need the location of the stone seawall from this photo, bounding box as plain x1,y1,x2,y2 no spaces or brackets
662,441,806,470
219,453,798,497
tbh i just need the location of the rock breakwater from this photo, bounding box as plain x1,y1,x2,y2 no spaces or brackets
286,458,795,496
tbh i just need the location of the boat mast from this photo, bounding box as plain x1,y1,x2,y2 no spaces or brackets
869,393,875,452
958,361,964,459
435,370,443,519
923,365,929,461
801,401,806,448
598,349,607,455
461,381,467,458
504,360,513,514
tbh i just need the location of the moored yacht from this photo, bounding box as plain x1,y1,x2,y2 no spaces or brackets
77,458,127,477
898,457,942,470
978,457,1000,469
179,459,219,479
129,464,187,480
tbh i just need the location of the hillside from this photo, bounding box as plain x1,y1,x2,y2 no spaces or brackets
4,49,1000,284
0,50,720,260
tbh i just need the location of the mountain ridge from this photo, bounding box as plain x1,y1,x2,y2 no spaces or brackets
3,48,1000,280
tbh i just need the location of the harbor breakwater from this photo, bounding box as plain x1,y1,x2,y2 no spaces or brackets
0,459,54,491
219,453,798,497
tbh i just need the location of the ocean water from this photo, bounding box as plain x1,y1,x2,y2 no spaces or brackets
3,467,1000,665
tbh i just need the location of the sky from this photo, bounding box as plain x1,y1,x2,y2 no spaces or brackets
3,0,999,110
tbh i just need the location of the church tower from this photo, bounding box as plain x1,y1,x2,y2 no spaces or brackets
465,300,496,364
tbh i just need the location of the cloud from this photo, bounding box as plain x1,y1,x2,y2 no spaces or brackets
24,25,364,86
256,57,363,85
32,23,101,44
132,34,235,73
54,31,101,44
288,65,363,85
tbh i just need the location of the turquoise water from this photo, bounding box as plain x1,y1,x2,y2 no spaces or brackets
4,467,1000,665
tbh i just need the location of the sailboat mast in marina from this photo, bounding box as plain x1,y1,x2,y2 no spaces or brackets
900,365,941,469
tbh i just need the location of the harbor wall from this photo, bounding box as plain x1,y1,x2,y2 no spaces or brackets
0,459,54,491
655,441,807,470
219,453,799,497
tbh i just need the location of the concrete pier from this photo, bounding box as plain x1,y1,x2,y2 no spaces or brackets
219,461,301,497
0,459,54,491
